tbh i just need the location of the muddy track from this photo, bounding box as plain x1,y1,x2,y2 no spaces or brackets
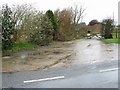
2,41,74,72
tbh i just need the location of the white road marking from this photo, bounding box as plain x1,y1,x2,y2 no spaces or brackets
99,68,118,73
24,76,65,83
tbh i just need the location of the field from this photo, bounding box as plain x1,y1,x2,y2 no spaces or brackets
102,29,120,44
102,38,120,43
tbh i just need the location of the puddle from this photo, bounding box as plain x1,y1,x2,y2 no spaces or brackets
68,39,118,65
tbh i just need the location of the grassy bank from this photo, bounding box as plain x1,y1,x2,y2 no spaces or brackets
3,41,37,55
102,38,120,44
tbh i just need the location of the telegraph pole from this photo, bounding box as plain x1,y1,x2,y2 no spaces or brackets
113,11,117,38
118,1,120,39
118,1,120,25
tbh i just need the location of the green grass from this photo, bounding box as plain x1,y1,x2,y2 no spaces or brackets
102,38,120,44
112,32,119,38
13,41,36,49
3,41,37,55
102,30,120,44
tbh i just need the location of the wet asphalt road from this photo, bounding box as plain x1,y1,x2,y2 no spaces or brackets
2,60,118,88
2,38,119,88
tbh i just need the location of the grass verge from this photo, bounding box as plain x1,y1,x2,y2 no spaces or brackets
3,41,37,55
102,38,120,44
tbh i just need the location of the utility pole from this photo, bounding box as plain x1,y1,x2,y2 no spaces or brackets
113,12,117,38
118,1,120,25
118,1,120,39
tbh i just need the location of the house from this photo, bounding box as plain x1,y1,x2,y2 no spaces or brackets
87,23,103,36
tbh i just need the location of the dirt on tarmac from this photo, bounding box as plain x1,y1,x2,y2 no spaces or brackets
2,38,118,73
2,41,75,72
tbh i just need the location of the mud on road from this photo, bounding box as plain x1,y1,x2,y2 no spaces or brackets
2,38,118,72
2,41,74,72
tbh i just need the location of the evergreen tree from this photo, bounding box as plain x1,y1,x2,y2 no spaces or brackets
2,5,15,50
46,10,57,40
102,19,113,39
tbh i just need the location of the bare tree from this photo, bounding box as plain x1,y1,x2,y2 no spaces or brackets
72,5,85,25
11,4,37,41
11,4,36,29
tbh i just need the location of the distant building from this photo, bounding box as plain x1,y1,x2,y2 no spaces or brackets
87,23,103,35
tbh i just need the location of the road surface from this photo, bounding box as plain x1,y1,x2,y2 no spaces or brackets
2,38,119,88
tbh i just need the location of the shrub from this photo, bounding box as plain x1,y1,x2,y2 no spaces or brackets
29,15,53,45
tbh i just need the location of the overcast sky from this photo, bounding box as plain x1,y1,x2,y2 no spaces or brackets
0,0,119,24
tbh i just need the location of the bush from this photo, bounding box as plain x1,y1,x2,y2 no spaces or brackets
102,19,113,39
29,15,54,45
55,9,74,41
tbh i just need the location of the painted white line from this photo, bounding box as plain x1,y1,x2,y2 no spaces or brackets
99,68,118,73
24,76,65,84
